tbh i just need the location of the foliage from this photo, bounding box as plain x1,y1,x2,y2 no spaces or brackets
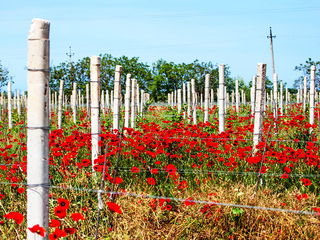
294,58,320,89
0,60,12,90
50,54,233,101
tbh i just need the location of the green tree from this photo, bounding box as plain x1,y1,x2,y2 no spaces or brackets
294,58,320,89
0,60,12,90
50,54,152,96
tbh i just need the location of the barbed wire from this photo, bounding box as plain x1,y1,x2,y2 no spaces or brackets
0,181,318,216
1,163,319,178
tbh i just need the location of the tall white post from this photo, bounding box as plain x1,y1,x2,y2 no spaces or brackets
191,79,197,124
241,89,244,105
72,82,77,123
86,83,90,116
218,64,225,133
113,65,122,132
273,73,278,119
54,91,58,111
187,82,191,123
136,84,140,114
131,78,136,128
251,76,256,116
58,80,64,129
7,81,12,129
253,63,266,150
140,89,144,114
110,90,114,112
204,74,210,122
90,56,101,169
182,83,186,105
124,74,131,129
280,81,283,115
310,66,316,131
235,79,239,113
210,89,214,107
106,90,110,111
100,90,105,115
17,90,21,116
303,76,307,112
27,18,50,239
177,89,182,113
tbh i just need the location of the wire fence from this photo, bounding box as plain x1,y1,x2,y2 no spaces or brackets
0,181,318,216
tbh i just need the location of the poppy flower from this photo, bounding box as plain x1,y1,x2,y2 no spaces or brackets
184,197,196,206
64,227,77,234
164,164,177,175
17,188,25,194
131,167,140,173
28,224,46,237
49,228,67,240
4,212,24,224
71,213,85,221
57,198,70,209
300,178,312,186
106,202,123,214
49,219,61,227
147,177,156,185
54,206,67,219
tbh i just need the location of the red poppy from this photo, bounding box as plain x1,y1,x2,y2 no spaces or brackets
49,228,67,240
150,169,159,174
64,227,77,234
106,202,123,214
184,197,196,206
300,178,312,186
17,188,25,194
147,177,156,185
49,219,61,227
54,206,67,219
164,164,177,175
57,198,70,209
28,224,46,237
71,213,85,221
131,167,140,173
3,212,24,224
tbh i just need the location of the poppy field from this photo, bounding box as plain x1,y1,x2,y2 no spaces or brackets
0,103,320,239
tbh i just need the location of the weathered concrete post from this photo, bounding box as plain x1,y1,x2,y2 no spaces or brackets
113,65,122,132
26,18,50,239
90,56,101,169
58,80,64,129
131,78,136,128
187,82,191,123
124,74,131,129
218,65,225,133
273,73,278,119
235,79,239,113
7,81,12,129
253,63,266,151
191,79,197,124
310,66,316,131
72,82,77,123
182,82,186,105
303,76,307,112
251,76,256,116
204,74,210,122
279,81,283,115
177,89,182,113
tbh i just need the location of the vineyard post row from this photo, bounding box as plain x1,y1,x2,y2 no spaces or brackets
0,17,317,238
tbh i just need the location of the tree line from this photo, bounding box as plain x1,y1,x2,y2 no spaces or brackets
50,54,236,102
1,56,317,100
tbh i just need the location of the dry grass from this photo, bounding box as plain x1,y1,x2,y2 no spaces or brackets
104,183,320,240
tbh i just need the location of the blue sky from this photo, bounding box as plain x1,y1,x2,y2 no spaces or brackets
1,0,320,91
